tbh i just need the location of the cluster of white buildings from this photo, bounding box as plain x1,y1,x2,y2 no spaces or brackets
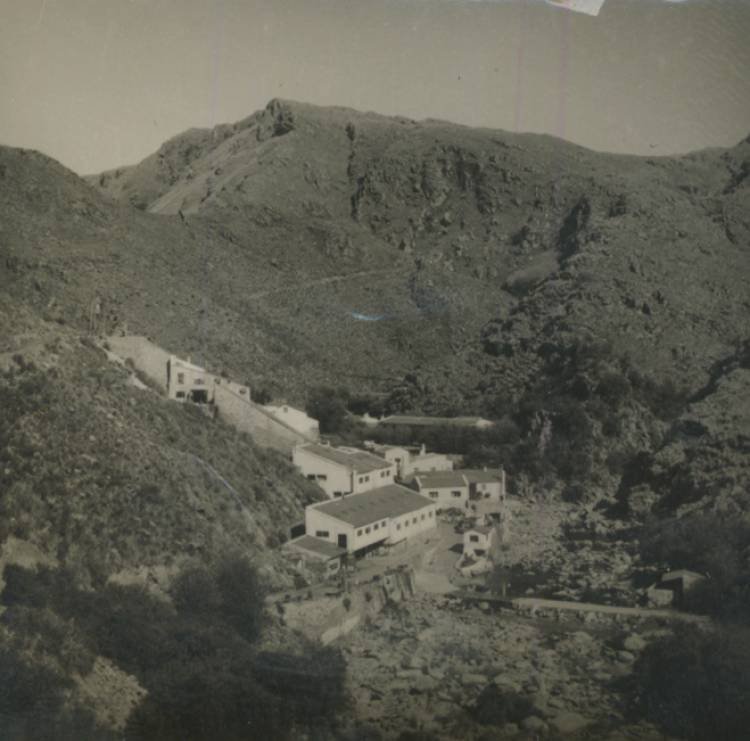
286,440,508,576
105,335,508,581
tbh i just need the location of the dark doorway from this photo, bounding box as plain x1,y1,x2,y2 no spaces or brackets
337,534,348,549
189,389,209,404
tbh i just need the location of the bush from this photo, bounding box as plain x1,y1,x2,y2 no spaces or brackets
306,387,350,434
471,684,536,726
632,624,750,741
252,646,348,724
127,656,286,741
214,556,266,643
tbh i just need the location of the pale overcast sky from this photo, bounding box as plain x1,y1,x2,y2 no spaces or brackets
1,0,749,174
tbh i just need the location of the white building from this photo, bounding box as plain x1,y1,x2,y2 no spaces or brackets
368,443,454,479
284,535,345,579
463,526,497,559
412,471,470,511
165,355,252,407
292,444,397,499
409,447,454,476
263,403,320,440
304,484,437,555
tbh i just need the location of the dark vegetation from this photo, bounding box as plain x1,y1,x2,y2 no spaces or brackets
631,624,750,741
639,514,750,622
628,513,750,738
1,558,347,740
470,684,537,727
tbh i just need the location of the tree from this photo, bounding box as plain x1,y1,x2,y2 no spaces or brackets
306,387,349,434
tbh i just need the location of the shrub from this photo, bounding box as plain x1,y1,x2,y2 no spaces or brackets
471,684,536,726
127,656,286,741
214,556,266,643
632,624,750,741
253,646,348,724
306,387,350,434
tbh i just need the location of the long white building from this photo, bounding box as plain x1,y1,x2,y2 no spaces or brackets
305,484,437,555
292,443,396,499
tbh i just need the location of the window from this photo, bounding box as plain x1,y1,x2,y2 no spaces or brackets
357,529,363,536
315,530,330,538
404,520,409,528
333,491,343,497
365,527,371,534
452,491,462,498
429,491,439,499
475,549,486,557
469,535,480,543
365,475,370,482
194,378,204,386
484,493,491,499
316,474,327,481
374,523,379,530
176,391,185,399
358,477,364,484
396,523,401,530
307,474,316,481
382,520,387,527
428,511,433,518
421,514,425,521
177,373,185,384
412,518,417,524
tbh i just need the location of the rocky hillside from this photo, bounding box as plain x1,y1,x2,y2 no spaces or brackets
0,299,322,588
2,99,748,519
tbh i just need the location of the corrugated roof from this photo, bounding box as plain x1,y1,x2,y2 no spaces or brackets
286,535,345,560
414,471,468,489
299,444,391,473
312,484,434,528
462,469,504,484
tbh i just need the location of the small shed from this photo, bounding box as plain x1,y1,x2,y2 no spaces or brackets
284,535,346,578
463,526,496,559
646,569,706,607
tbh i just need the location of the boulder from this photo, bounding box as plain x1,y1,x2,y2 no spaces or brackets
550,711,592,735
622,634,647,653
522,716,548,733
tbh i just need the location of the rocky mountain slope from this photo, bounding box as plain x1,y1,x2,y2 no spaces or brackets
2,98,749,522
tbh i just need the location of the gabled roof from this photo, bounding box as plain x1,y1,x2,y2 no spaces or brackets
286,535,345,560
298,444,391,473
414,471,468,489
311,484,433,528
462,469,504,484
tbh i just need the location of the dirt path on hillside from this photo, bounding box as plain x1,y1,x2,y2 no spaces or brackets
242,267,403,301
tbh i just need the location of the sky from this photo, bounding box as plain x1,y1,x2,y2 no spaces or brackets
1,0,749,174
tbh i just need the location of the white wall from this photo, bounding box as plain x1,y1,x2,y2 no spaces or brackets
305,501,437,554
388,505,437,543
264,405,320,440
215,385,310,454
107,335,171,390
352,465,396,494
167,357,218,402
418,484,469,511
407,453,454,477
293,447,353,499
464,529,494,557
